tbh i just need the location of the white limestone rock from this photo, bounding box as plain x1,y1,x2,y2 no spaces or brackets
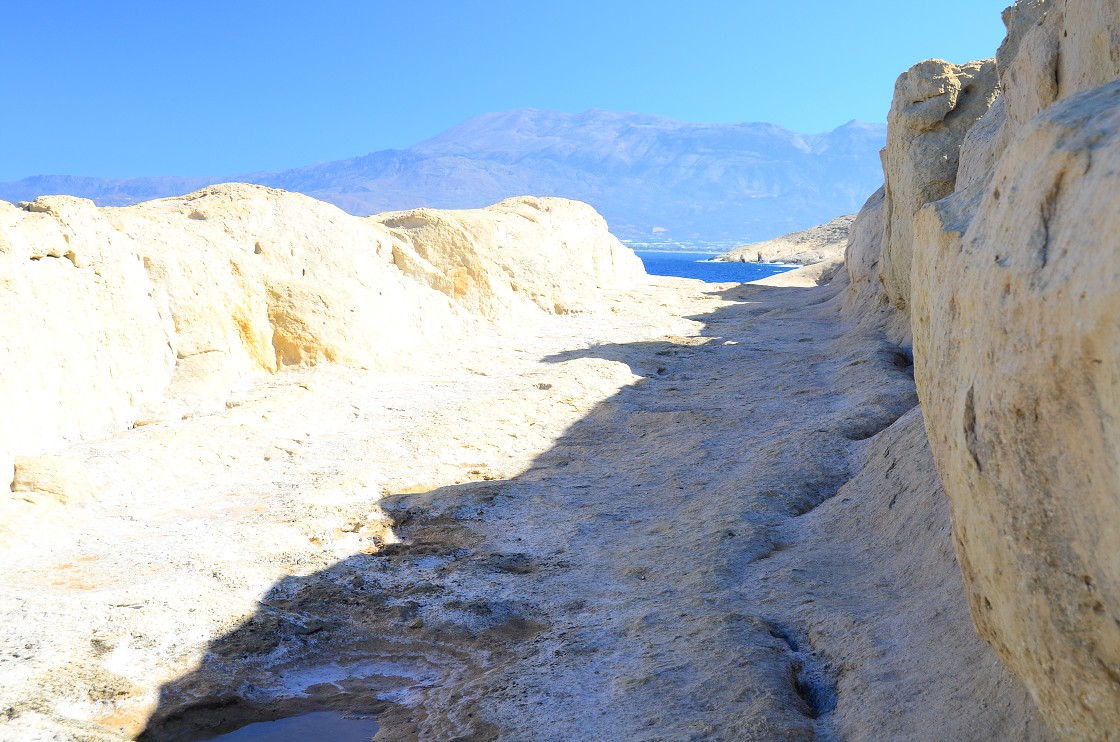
0,186,640,489
913,77,1120,741
999,0,1120,136
716,214,855,266
372,196,644,322
0,197,171,490
879,58,999,312
842,187,886,305
846,4,1120,733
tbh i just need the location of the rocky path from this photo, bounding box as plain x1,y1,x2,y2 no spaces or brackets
2,272,1044,741
136,273,920,741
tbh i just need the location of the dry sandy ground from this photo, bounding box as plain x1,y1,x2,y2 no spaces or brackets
0,271,1050,741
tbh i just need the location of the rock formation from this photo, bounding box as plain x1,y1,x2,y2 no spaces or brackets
372,197,639,321
838,0,1120,737
878,58,999,311
916,76,1120,741
715,214,854,266
0,186,641,516
4,0,1120,739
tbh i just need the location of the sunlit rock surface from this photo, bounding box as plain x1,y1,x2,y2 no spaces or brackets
831,0,1120,737
907,1,1120,735
5,0,1120,738
372,196,641,320
0,186,639,511
715,214,854,267
879,58,999,312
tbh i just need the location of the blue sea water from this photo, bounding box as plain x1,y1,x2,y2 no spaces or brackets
633,250,795,283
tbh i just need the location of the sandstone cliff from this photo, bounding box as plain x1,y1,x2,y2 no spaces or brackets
841,0,1120,737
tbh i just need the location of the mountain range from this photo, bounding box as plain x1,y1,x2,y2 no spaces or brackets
0,109,886,242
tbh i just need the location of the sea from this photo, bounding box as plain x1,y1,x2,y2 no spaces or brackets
625,240,796,283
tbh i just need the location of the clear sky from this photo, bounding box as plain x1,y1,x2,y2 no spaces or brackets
0,1,1010,180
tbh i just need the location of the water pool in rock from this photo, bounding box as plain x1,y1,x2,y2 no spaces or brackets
202,711,378,741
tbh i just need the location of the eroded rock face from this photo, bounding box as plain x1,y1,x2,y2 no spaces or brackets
879,58,999,311
0,186,641,492
372,196,643,321
843,188,885,305
119,185,468,379
906,2,1120,737
914,76,1120,741
0,197,172,498
0,185,467,488
841,1,1120,736
999,0,1120,135
838,187,912,346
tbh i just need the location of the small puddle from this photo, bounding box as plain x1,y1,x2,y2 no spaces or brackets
203,711,378,741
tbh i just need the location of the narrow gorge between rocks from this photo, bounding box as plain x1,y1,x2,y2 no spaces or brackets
0,266,1048,741
5,1,1120,739
143,276,925,740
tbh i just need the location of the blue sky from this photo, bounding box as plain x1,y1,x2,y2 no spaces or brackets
0,1,1009,180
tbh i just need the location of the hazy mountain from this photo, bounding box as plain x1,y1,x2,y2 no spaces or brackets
0,109,885,242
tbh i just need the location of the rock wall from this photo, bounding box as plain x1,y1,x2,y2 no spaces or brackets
916,76,1120,741
879,58,999,311
0,186,642,496
845,0,1120,737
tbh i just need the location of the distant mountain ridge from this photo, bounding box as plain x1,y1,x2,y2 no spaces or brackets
0,109,886,242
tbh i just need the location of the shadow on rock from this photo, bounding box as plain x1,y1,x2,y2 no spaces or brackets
139,279,921,741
